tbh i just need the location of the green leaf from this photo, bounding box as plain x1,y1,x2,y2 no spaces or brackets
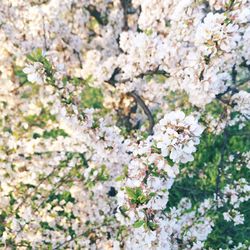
97,165,109,181
125,187,149,205
133,220,145,228
147,221,158,231
125,187,138,200
27,48,43,62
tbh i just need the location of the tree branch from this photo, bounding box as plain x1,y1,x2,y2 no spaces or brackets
215,128,228,206
120,0,129,31
85,5,108,26
105,67,156,134
128,91,155,135
42,16,48,50
105,66,169,86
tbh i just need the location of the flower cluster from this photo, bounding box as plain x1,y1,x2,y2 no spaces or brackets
0,0,250,249
232,90,250,119
153,111,204,163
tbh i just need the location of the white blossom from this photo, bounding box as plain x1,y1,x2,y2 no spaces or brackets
153,111,204,163
23,62,45,84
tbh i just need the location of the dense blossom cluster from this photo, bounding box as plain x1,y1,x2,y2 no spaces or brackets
0,0,250,249
154,111,204,163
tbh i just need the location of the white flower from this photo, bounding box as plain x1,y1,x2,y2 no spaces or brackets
23,62,45,84
223,209,245,225
154,111,204,163
195,13,240,55
232,91,250,119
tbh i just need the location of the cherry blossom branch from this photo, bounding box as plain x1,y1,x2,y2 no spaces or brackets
215,73,250,106
105,66,170,86
215,79,250,121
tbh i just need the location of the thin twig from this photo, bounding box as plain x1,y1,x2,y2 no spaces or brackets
105,66,169,86
236,76,250,87
128,91,155,135
53,225,101,250
42,16,48,50
215,128,228,205
73,49,83,69
120,0,129,31
105,68,157,134
85,5,108,26
216,75,250,100
232,64,237,85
